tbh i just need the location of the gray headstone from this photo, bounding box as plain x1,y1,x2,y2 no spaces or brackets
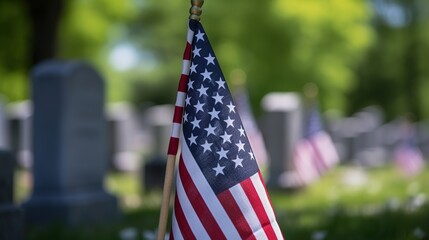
142,105,174,190
261,93,303,188
353,107,388,167
107,102,144,172
7,101,32,168
0,97,9,150
0,150,24,240
22,61,119,226
416,121,429,159
337,117,362,162
324,110,347,161
380,119,403,160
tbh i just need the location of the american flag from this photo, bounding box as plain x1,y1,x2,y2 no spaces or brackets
234,87,269,174
293,103,338,186
394,123,425,177
169,20,283,239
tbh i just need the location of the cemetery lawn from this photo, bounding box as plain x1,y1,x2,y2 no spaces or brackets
16,165,429,240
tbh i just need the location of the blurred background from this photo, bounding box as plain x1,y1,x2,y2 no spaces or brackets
1,0,428,119
0,0,429,239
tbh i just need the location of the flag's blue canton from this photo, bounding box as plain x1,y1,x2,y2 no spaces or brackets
305,105,323,138
183,21,259,194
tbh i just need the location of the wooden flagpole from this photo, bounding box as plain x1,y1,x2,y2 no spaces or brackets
156,1,204,240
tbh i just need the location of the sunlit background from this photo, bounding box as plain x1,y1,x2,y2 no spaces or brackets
1,0,428,119
0,0,429,239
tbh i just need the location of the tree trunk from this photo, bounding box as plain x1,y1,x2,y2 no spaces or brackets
25,0,64,67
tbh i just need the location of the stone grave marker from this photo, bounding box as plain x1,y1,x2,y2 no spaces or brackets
260,92,303,188
0,150,23,240
107,102,143,172
7,101,32,168
142,105,174,190
0,96,9,150
22,61,119,226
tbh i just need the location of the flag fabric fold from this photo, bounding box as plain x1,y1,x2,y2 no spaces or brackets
169,19,283,240
293,103,339,186
234,87,269,174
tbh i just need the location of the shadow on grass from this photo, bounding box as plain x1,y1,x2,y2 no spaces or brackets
25,208,162,240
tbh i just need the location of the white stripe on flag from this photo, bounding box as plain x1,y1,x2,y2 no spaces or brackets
176,170,210,239
180,132,242,239
313,132,338,168
187,27,194,44
250,174,284,239
294,141,319,185
182,60,191,75
171,212,184,240
229,184,268,240
175,92,186,107
171,123,181,138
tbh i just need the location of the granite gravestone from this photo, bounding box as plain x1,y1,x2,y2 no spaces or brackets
324,110,347,161
0,97,9,150
416,121,429,159
142,105,174,190
261,93,303,188
107,102,143,172
380,119,403,160
0,150,23,240
22,61,119,226
353,107,387,167
7,101,32,168
337,117,362,163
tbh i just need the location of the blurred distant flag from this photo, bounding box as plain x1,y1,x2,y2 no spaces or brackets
234,87,269,173
293,103,339,186
293,139,320,186
304,104,339,174
168,19,283,239
394,122,425,177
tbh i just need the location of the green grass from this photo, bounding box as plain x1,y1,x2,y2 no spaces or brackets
270,166,429,239
15,165,429,240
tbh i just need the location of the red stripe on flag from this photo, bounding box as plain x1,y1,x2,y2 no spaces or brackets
217,190,256,240
169,231,174,240
178,75,188,92
241,175,277,238
174,193,196,240
173,106,184,123
310,141,329,174
258,171,275,208
183,43,191,60
167,137,179,155
178,157,227,240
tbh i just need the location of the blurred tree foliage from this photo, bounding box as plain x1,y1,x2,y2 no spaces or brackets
0,0,30,101
1,0,429,120
350,0,429,120
129,0,374,115
0,0,135,102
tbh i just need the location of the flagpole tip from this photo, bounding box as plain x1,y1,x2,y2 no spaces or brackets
189,0,204,21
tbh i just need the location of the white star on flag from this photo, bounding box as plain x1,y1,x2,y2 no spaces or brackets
201,68,212,81
220,132,232,143
212,163,225,176
205,53,215,66
195,30,205,42
193,46,201,57
216,148,228,160
232,156,244,168
201,140,212,153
